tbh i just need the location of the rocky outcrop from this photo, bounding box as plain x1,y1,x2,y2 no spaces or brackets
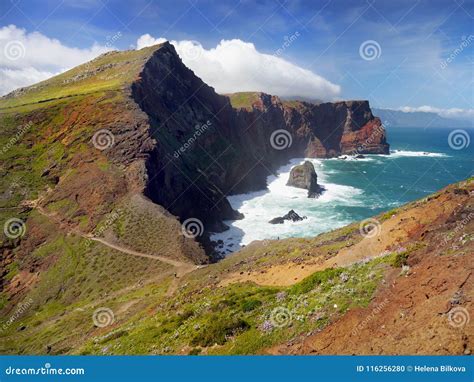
287,161,324,198
127,42,389,240
269,210,307,224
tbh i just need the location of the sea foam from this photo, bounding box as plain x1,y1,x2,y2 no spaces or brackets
389,150,449,158
210,158,362,255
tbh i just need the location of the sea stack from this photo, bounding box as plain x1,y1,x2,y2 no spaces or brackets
287,161,324,198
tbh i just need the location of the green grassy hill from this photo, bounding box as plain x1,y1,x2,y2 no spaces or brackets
1,178,471,355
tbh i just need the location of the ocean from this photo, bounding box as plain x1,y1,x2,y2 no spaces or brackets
211,127,473,255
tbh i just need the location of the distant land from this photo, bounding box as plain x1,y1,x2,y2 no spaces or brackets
278,101,472,129
373,108,472,128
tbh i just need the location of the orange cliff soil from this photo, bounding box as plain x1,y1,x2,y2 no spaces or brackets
264,181,473,355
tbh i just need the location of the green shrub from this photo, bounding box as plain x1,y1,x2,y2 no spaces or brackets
391,252,409,268
191,316,250,347
188,348,201,355
241,299,262,312
290,268,343,295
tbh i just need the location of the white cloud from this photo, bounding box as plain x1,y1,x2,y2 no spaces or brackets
0,67,54,94
399,106,474,120
136,34,341,100
0,25,111,95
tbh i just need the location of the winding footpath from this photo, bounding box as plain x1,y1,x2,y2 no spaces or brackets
23,198,201,296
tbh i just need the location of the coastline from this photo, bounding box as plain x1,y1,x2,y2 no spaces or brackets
211,133,468,256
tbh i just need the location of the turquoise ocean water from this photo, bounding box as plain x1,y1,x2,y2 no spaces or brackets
211,127,473,255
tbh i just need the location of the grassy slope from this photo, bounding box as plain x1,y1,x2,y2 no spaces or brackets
0,47,158,110
0,46,208,267
226,92,262,110
226,91,306,111
0,211,172,354
3,178,470,355
0,47,159,212
0,43,206,353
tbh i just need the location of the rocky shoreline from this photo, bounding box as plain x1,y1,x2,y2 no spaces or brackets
128,43,389,254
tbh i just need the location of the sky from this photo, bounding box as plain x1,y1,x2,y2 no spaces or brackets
0,0,473,119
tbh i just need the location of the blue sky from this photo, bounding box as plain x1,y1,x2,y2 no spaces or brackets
1,0,473,117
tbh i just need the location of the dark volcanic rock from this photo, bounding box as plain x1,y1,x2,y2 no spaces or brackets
116,42,388,252
269,210,307,224
287,161,324,198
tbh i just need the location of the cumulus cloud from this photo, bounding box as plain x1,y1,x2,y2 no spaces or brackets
0,25,111,95
136,34,341,100
399,106,474,120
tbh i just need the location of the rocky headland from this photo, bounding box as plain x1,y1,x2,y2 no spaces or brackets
0,41,389,262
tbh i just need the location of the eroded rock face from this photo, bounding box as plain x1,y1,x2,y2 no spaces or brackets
0,41,392,266
287,161,324,198
128,43,389,236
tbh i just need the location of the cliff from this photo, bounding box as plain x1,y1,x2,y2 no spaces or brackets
0,42,389,261
128,43,389,235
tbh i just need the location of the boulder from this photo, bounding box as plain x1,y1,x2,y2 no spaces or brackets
269,209,307,224
286,161,324,198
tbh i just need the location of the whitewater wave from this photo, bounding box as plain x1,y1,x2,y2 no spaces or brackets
210,150,451,255
389,150,449,158
327,155,378,162
210,158,364,255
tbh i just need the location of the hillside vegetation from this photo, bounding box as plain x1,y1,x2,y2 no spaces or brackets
1,178,472,355
0,43,470,356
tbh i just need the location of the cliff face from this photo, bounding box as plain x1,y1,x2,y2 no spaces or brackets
0,42,389,262
129,43,389,233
